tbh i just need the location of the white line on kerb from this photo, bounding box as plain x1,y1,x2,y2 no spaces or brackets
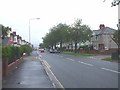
66,58,74,61
79,61,93,66
44,60,64,89
101,68,120,73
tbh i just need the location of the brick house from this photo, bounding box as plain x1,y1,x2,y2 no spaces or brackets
2,30,22,46
91,24,118,52
0,24,2,44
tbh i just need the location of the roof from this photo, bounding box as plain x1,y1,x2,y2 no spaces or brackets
93,27,116,35
93,30,99,35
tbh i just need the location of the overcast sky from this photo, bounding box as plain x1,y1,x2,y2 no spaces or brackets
0,0,118,47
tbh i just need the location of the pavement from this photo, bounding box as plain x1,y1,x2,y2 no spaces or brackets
2,51,54,88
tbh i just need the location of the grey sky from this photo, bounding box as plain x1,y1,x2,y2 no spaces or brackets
0,0,118,47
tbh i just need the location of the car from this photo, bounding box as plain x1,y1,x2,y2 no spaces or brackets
49,49,60,53
39,49,45,53
49,49,54,53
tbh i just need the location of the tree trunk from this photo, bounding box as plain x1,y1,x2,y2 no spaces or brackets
54,43,57,49
75,42,77,53
51,45,53,49
60,41,62,51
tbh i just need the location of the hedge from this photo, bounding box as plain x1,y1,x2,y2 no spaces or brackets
2,45,32,64
0,45,2,58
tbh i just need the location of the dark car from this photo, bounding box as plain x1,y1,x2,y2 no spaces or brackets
49,49,60,53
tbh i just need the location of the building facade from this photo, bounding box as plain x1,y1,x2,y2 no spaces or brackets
91,24,118,52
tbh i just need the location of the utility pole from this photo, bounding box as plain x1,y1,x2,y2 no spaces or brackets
29,18,40,43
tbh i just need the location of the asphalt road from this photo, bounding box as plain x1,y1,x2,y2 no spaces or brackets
38,51,119,88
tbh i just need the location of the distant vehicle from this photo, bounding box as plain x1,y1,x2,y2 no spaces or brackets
39,49,45,53
49,49,60,53
33,49,37,51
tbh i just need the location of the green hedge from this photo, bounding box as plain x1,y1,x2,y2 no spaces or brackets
0,45,2,58
21,45,32,55
2,45,32,64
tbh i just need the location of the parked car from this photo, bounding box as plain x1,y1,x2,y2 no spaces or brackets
49,49,60,53
39,49,45,53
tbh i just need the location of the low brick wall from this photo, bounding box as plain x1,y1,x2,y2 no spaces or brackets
7,62,16,73
65,48,119,55
2,57,23,78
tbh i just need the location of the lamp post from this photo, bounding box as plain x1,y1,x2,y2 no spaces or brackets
29,18,40,43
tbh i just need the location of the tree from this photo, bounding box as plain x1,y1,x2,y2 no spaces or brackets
112,30,120,45
69,19,92,53
2,26,11,39
42,19,92,53
103,0,120,6
55,23,70,51
39,43,46,49
112,29,120,56
111,0,120,6
42,23,70,51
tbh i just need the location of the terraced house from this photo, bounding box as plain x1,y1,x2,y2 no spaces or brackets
0,24,2,44
0,24,32,47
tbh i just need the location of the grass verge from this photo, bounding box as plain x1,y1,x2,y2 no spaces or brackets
102,57,112,62
63,51,96,56
102,56,120,62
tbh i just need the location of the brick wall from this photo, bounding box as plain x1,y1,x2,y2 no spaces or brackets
2,57,23,78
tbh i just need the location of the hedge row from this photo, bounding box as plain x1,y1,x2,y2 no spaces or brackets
2,45,32,64
0,45,2,58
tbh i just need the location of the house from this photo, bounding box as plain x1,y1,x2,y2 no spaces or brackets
21,40,26,45
0,24,2,45
2,30,22,46
2,31,15,46
2,26,14,46
91,24,118,52
1,25,32,47
0,24,2,37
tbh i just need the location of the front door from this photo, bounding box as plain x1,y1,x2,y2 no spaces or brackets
98,44,105,51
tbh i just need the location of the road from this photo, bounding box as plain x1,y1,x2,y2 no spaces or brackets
38,51,119,88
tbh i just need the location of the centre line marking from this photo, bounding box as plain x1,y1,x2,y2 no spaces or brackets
101,68,120,73
79,61,93,66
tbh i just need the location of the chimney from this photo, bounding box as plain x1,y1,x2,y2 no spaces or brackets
13,31,16,35
99,24,105,30
19,36,22,40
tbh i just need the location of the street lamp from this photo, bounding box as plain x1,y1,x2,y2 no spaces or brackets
29,18,40,43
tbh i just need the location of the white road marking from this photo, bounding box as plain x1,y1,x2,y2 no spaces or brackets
78,61,94,66
101,68,120,73
44,60,51,68
39,55,42,58
66,58,74,61
43,60,64,89
88,57,96,59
